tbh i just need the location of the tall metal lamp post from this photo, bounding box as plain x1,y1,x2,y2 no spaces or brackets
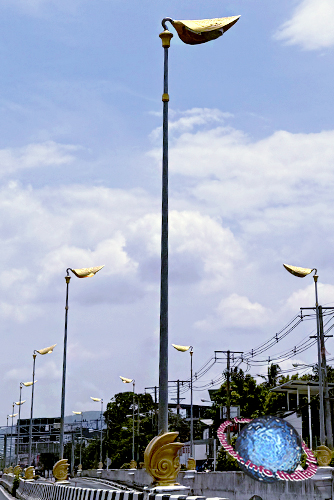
283,263,333,447
172,344,194,458
9,407,18,466
157,15,240,438
120,376,136,463
72,411,83,470
59,265,104,460
90,397,103,468
15,386,27,465
28,344,56,465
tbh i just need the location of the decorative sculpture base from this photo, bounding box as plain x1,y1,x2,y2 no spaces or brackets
311,466,333,499
149,485,190,496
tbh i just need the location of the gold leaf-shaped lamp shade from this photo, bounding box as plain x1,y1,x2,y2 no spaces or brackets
172,344,190,352
144,432,184,486
90,397,101,402
36,344,57,355
171,16,240,45
15,400,26,405
53,459,69,481
71,265,104,278
120,376,133,383
283,264,313,278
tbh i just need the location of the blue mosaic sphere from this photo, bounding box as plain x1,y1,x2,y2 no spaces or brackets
235,416,302,483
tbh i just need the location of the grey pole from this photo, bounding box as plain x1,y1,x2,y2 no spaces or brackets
60,270,71,459
28,354,37,465
319,305,333,447
314,274,326,445
158,20,173,436
17,384,23,465
100,399,103,466
80,413,82,468
190,348,194,457
132,381,135,461
10,403,14,466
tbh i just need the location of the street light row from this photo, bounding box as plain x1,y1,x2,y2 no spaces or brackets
5,265,104,468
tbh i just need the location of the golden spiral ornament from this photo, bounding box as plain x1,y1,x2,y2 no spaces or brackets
144,432,184,486
53,459,69,481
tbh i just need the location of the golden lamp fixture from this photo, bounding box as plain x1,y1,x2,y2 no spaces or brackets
283,264,315,278
144,432,184,486
36,344,57,355
120,376,133,384
70,266,104,278
162,16,240,45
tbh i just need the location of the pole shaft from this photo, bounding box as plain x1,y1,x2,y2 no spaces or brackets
226,350,231,444
132,382,135,461
10,404,14,466
17,385,22,465
60,276,70,459
80,414,82,466
28,355,36,465
190,351,194,457
100,400,103,465
319,305,333,447
314,277,325,445
159,43,169,435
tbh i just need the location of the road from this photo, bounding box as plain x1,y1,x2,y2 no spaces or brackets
68,478,123,490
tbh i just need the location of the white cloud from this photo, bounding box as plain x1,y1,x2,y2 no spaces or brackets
195,293,271,330
285,283,334,311
149,108,232,143
274,0,334,50
0,141,79,176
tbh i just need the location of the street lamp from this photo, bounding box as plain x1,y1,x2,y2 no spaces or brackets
29,344,56,465
60,265,104,460
90,397,103,468
172,344,194,458
283,263,333,447
9,408,18,466
72,411,83,470
157,15,240,437
120,376,135,463
15,387,27,465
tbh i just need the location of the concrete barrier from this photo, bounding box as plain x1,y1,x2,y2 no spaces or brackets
82,468,333,500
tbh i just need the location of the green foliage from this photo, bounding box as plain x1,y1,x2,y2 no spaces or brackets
216,436,239,472
104,391,157,469
12,475,20,497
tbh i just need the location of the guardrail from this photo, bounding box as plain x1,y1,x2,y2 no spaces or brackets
1,475,227,500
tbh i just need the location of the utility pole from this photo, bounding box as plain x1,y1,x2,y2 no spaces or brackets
303,305,333,447
215,350,243,444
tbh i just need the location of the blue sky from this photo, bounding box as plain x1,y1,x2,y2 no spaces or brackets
1,0,334,422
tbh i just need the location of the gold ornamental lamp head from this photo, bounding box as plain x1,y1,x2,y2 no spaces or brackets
162,16,240,45
90,397,102,402
172,344,193,352
22,380,37,387
120,376,133,384
9,413,18,418
72,411,82,415
36,344,57,355
283,263,316,278
15,400,26,406
70,266,105,278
